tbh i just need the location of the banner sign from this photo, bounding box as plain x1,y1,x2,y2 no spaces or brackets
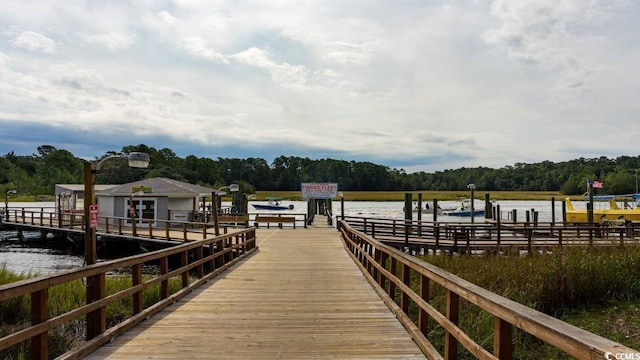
89,204,99,228
301,183,338,200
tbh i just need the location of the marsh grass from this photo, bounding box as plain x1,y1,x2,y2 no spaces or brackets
0,266,186,359
411,246,640,358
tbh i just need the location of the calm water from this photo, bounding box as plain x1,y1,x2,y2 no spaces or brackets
1,199,561,274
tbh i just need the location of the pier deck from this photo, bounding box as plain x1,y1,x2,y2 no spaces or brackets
85,225,426,359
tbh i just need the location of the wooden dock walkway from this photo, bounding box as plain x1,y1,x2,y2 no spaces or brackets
85,224,426,359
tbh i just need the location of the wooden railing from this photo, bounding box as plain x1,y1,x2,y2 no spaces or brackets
338,221,637,359
251,212,308,229
343,216,640,254
3,208,239,242
0,228,257,359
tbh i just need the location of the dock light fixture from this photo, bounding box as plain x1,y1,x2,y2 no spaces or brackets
83,152,150,340
4,189,17,221
212,184,240,236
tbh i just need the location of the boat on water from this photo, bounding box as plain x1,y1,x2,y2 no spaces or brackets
251,196,294,211
564,194,640,224
442,198,485,217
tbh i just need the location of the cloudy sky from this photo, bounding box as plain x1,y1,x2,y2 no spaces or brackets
0,1,638,173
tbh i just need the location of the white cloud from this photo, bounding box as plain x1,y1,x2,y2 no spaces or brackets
78,32,135,50
0,1,639,172
10,31,56,53
182,37,228,63
481,0,627,92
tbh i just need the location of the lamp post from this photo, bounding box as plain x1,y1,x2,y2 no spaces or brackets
212,184,239,236
129,191,145,237
338,192,344,230
467,183,476,223
84,152,150,265
5,189,17,221
83,152,149,340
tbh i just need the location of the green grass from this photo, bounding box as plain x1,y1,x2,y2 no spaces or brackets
417,247,640,358
0,265,186,359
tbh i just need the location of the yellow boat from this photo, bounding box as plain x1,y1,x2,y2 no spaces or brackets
565,194,640,224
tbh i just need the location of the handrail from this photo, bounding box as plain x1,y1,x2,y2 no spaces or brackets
2,208,238,242
342,216,640,253
0,228,257,359
248,212,309,229
338,221,637,359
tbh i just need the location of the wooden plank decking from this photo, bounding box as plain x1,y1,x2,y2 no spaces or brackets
85,224,426,359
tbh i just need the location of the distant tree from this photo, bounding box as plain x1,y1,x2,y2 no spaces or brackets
2,144,640,194
36,145,57,157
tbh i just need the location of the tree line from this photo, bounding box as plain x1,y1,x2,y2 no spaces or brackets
1,144,639,197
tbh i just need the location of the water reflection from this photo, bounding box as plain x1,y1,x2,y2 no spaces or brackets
0,241,83,275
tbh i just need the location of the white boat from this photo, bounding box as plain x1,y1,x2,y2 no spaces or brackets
251,196,294,211
442,198,485,217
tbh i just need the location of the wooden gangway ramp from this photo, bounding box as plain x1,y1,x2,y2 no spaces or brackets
86,224,426,359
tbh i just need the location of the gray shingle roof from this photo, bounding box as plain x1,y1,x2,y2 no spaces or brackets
97,178,215,197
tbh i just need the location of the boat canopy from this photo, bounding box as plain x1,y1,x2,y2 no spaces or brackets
583,194,640,201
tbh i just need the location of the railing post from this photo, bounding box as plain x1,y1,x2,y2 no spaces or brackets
132,217,138,237
380,252,389,289
197,245,204,278
527,227,533,255
209,242,217,271
132,263,142,314
494,317,513,359
419,274,429,336
445,290,460,360
86,273,106,340
181,250,189,288
217,239,225,268
373,247,381,284
31,288,49,360
401,263,410,313
388,257,397,300
160,257,169,299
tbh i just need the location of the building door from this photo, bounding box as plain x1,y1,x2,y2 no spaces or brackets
127,198,157,226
